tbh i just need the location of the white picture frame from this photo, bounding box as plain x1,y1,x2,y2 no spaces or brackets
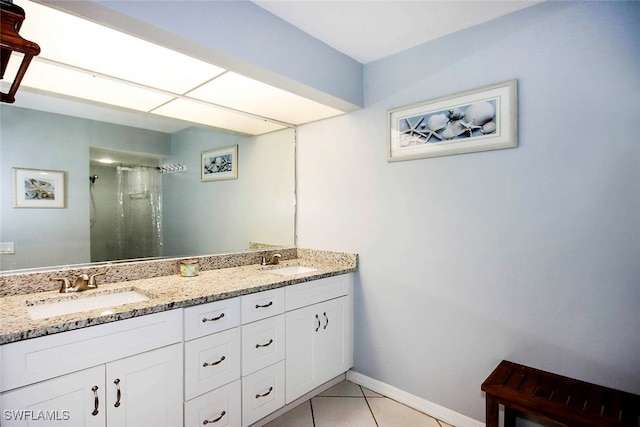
388,80,518,161
201,145,238,181
13,167,66,208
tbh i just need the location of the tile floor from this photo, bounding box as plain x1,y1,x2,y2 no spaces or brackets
264,380,454,427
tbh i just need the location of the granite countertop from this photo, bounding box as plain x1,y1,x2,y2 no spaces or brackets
0,258,356,345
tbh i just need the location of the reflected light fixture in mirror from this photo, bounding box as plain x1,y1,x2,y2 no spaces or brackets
0,0,40,103
0,0,345,135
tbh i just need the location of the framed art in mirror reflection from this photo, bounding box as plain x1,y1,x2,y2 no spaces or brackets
13,168,66,209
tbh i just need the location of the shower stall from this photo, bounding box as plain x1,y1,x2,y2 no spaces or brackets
90,153,163,262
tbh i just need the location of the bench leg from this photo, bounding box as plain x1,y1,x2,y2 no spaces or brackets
486,395,499,427
504,406,517,427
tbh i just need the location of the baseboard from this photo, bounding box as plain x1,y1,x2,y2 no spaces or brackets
346,370,484,427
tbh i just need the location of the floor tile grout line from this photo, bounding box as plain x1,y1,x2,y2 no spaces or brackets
303,381,454,427
315,395,371,398
360,385,380,427
310,399,316,427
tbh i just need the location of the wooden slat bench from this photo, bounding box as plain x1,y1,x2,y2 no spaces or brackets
482,360,640,427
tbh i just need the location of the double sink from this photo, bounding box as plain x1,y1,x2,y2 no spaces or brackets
24,265,317,320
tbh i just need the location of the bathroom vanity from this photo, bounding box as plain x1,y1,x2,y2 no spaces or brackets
0,249,357,427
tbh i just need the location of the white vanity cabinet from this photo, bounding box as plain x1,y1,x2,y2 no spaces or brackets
0,310,184,427
0,271,354,427
105,344,183,427
1,345,183,427
0,366,105,427
183,298,242,427
285,275,353,404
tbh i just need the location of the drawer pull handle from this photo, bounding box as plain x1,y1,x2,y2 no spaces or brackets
255,301,273,309
256,339,274,348
203,356,226,367
113,378,121,407
323,312,329,330
202,313,225,322
255,386,273,399
203,410,226,424
315,314,321,332
91,385,99,416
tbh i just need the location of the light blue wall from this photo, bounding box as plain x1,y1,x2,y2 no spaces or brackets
162,127,295,256
0,107,170,270
296,1,640,424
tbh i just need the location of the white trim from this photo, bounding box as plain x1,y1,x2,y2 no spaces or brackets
347,370,484,427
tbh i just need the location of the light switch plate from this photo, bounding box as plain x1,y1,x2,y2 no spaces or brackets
0,242,15,254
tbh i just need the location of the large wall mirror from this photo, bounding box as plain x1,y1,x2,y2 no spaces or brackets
0,105,296,273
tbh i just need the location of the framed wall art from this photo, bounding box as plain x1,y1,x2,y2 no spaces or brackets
388,79,517,161
13,167,66,208
201,145,238,181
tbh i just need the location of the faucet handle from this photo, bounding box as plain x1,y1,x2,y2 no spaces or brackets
269,254,282,265
51,277,71,293
88,272,106,288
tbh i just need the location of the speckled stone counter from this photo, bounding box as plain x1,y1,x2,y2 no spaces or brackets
0,248,357,345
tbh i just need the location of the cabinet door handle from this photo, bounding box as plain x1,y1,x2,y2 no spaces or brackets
203,355,226,367
323,312,329,330
255,338,274,348
255,386,273,399
91,385,99,416
113,378,121,407
203,410,226,424
255,301,273,309
202,313,225,322
315,314,321,332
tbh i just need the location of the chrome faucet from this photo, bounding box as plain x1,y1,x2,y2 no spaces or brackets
51,272,105,293
261,253,282,266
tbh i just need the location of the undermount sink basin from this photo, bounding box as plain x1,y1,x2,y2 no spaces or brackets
26,289,150,320
265,265,318,276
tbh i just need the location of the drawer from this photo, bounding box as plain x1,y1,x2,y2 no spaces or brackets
241,315,285,376
241,361,285,427
184,298,240,341
285,274,352,311
1,310,183,392
184,379,241,427
184,327,241,400
241,288,285,324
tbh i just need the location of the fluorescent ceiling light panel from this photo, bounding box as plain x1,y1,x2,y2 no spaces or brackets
18,0,226,94
187,72,344,124
1,0,348,134
5,56,174,112
152,99,286,135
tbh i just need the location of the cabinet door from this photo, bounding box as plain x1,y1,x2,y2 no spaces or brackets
0,365,105,427
106,344,183,427
285,296,352,404
285,302,318,403
316,296,352,383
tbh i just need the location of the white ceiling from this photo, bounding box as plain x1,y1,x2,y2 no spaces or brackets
253,0,542,64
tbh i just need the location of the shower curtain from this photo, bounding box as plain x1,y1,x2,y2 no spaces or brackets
116,166,163,260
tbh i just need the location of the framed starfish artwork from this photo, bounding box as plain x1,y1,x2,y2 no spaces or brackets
13,168,66,208
388,80,517,161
